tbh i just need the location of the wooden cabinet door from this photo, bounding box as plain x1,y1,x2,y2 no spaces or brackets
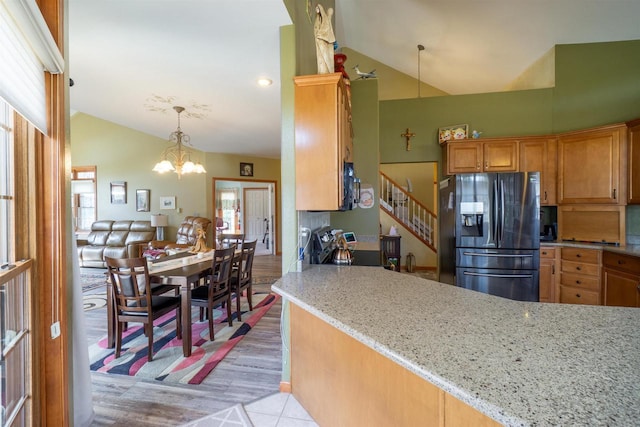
628,118,640,204
447,142,481,174
294,73,348,211
602,250,640,307
520,138,557,205
539,248,557,302
557,124,626,204
603,268,640,307
482,141,518,172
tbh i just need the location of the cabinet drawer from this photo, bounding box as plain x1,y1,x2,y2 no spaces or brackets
540,248,556,259
561,260,600,277
603,251,640,274
561,248,600,264
560,272,600,291
559,286,600,305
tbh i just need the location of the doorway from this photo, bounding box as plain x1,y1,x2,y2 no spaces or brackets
212,177,277,256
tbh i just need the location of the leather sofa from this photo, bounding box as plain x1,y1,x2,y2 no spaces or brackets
77,220,156,268
147,216,212,255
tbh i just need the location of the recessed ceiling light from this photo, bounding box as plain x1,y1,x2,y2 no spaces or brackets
257,78,273,87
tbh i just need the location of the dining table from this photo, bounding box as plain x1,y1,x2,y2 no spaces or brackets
105,251,216,357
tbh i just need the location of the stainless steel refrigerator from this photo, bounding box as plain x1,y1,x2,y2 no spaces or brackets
439,172,540,301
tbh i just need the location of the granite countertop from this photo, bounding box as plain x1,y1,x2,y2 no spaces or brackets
272,265,640,426
541,241,640,256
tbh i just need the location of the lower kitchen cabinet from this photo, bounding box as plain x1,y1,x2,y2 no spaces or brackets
539,247,558,302
603,251,640,307
559,247,602,305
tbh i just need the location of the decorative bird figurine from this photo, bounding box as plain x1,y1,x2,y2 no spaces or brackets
353,65,377,79
472,130,483,139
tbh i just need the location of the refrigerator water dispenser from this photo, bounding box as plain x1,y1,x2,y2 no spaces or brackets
460,202,484,237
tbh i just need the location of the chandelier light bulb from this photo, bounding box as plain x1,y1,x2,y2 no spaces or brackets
152,106,207,178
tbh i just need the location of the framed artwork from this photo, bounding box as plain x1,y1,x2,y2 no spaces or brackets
438,124,469,144
240,162,254,177
110,181,127,204
159,196,176,210
136,189,150,212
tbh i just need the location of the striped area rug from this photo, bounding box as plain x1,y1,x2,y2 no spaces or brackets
88,292,279,385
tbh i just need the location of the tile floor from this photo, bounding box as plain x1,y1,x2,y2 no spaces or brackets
182,392,318,427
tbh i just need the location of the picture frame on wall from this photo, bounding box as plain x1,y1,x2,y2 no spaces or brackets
136,189,150,212
438,124,469,144
159,196,176,210
110,181,127,204
240,162,254,177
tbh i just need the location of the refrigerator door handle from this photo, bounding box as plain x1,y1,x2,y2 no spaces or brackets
463,271,534,279
499,179,505,245
462,252,533,258
493,180,499,245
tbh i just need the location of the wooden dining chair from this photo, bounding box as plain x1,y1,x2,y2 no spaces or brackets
230,239,257,321
105,256,182,362
190,245,236,340
218,233,245,249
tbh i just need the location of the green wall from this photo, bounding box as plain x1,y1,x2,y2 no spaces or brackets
70,113,281,243
552,39,640,131
330,78,380,238
379,89,554,177
378,39,640,171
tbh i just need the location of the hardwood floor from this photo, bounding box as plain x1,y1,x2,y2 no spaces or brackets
84,255,283,426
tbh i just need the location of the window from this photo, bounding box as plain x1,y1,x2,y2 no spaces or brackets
220,189,239,232
0,100,14,264
71,166,96,235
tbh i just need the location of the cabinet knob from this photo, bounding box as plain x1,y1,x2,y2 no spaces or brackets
576,266,582,271
542,251,547,255
485,161,488,168
613,189,617,200
618,260,625,265
576,280,582,284
576,253,582,258
476,162,480,170
576,293,581,298
544,191,548,201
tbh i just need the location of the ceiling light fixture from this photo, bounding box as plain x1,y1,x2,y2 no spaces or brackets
257,77,273,87
152,106,206,179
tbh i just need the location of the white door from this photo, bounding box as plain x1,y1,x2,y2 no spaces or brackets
245,188,268,242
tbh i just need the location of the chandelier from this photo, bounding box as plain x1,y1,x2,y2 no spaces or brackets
152,106,206,178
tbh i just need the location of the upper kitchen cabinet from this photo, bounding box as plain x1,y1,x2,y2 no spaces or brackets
557,124,627,205
519,137,557,206
445,139,518,175
627,118,640,204
294,73,353,211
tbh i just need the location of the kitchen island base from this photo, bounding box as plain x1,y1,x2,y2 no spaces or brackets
290,303,501,426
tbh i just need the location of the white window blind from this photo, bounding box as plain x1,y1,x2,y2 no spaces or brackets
0,0,64,134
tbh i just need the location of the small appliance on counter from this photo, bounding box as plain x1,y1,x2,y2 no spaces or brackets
332,234,353,265
540,224,557,241
310,226,336,264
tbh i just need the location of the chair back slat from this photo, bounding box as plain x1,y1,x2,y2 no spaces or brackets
238,240,257,284
106,256,152,315
208,246,235,298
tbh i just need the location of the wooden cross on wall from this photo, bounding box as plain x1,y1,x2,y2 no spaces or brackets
401,128,415,151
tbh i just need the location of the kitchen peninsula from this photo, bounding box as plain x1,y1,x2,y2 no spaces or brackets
272,265,640,426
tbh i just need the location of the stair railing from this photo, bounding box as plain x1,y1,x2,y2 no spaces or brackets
379,172,437,253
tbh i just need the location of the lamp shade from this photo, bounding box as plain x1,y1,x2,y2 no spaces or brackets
150,214,168,227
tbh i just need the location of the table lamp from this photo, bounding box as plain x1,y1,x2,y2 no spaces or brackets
150,214,168,240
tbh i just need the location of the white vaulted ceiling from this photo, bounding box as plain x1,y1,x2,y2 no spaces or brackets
69,0,640,158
